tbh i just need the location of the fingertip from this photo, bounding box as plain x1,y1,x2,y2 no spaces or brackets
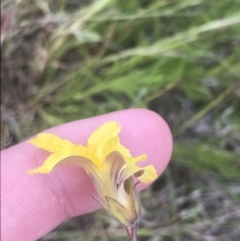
2,109,173,241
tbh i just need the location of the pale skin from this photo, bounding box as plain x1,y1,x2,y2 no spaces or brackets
1,109,173,241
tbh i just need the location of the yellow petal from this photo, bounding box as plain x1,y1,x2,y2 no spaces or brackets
138,165,157,183
117,162,157,184
102,136,121,157
118,162,144,186
101,151,127,200
104,151,125,179
29,152,69,174
103,136,147,164
118,144,147,163
87,121,120,160
87,121,120,147
29,145,102,174
29,133,76,153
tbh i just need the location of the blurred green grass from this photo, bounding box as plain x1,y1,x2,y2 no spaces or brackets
1,0,240,240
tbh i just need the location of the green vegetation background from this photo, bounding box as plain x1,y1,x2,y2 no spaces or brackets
1,0,240,240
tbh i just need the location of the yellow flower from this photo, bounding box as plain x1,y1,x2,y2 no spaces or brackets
28,121,157,241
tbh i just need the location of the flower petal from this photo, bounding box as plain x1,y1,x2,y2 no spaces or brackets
118,144,147,163
29,143,103,174
102,151,127,205
118,163,144,186
29,133,76,153
94,151,127,203
87,122,120,160
122,177,140,212
117,162,157,185
103,136,147,164
138,165,158,183
104,151,125,181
